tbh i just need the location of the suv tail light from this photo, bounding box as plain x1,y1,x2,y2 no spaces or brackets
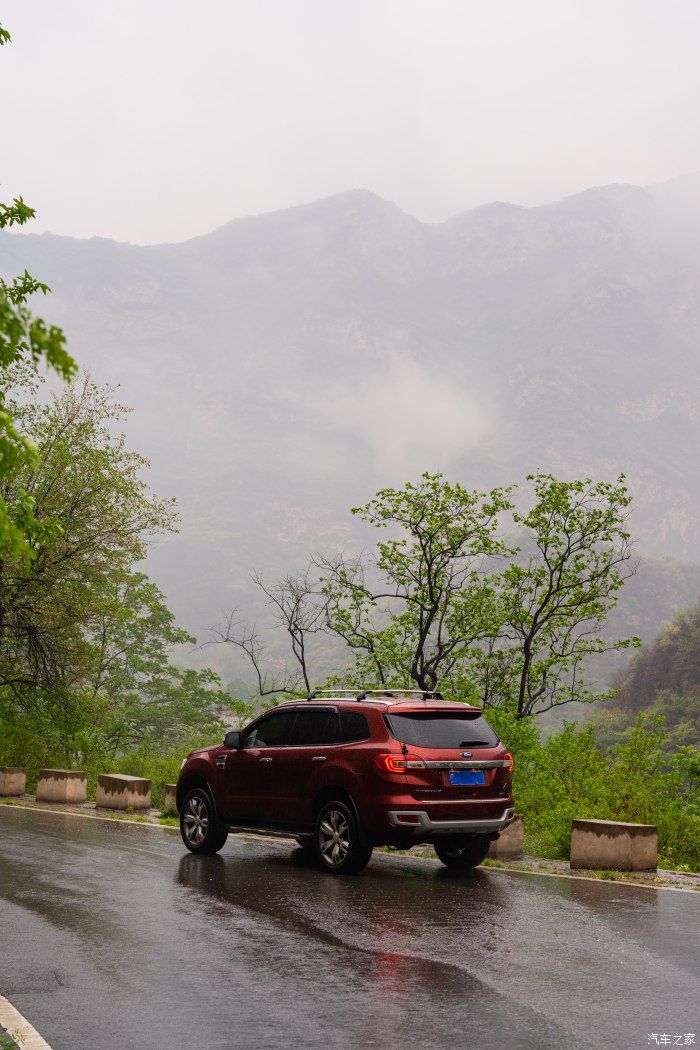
503,752,514,770
375,753,426,773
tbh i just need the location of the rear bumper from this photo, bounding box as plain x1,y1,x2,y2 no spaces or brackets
387,806,515,837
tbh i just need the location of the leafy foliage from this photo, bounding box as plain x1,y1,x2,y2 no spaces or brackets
479,473,639,716
321,473,513,693
0,370,228,778
497,710,700,869
0,23,78,560
591,601,700,751
241,471,639,717
0,371,172,696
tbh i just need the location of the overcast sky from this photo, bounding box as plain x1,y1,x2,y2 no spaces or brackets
2,0,699,244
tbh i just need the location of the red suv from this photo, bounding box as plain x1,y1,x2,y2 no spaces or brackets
176,690,515,875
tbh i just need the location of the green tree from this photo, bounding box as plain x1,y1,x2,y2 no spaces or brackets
479,474,639,718
320,473,514,693
0,371,172,699
0,369,226,765
84,571,229,757
0,24,78,560
222,472,638,716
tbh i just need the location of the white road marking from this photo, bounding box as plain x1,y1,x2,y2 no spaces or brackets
0,995,54,1049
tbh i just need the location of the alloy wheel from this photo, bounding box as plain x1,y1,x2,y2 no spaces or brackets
183,795,209,847
318,807,350,867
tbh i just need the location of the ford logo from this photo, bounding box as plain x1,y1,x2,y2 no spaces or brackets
460,751,473,758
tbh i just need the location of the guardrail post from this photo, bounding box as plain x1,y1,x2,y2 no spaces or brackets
488,814,524,860
36,769,88,804
570,819,657,871
0,766,26,797
164,784,177,811
96,774,151,811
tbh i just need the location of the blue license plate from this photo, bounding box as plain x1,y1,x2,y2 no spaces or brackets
449,770,485,786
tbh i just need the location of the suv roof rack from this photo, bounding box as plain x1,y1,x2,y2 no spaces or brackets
306,689,363,701
357,689,445,702
306,688,444,703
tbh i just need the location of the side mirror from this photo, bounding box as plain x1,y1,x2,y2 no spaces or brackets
224,730,240,749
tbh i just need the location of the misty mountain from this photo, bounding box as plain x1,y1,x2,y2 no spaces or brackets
588,597,700,751
1,176,699,669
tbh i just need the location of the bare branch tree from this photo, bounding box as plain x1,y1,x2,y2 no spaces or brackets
209,609,300,697
209,561,329,698
251,567,328,694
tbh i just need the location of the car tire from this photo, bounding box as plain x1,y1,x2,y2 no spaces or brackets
314,800,372,875
434,835,491,871
180,787,228,855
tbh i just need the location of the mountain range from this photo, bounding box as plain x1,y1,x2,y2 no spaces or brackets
1,175,699,675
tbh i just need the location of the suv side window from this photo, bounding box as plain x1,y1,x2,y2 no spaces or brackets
339,710,370,743
288,707,340,746
241,709,295,748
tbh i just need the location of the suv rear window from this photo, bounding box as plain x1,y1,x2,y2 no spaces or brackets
385,711,498,749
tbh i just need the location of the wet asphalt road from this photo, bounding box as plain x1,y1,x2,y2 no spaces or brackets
0,807,697,1050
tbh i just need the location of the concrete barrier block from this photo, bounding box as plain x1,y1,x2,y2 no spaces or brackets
36,769,87,804
164,784,177,812
96,773,151,811
0,766,26,797
570,818,657,872
488,814,524,860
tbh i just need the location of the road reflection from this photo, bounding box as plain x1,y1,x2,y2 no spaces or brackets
175,843,513,951
174,845,558,1050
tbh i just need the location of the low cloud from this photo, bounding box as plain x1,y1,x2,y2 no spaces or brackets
314,355,491,474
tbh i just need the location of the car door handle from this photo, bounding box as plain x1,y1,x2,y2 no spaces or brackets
311,756,326,762
259,757,273,763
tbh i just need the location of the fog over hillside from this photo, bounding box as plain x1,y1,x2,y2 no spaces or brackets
1,175,699,665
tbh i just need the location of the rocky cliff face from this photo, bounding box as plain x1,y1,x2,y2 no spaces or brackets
1,178,698,636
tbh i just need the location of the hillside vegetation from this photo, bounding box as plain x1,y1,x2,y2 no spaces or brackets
592,601,700,750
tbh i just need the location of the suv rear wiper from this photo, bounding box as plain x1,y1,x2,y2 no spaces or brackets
459,740,489,747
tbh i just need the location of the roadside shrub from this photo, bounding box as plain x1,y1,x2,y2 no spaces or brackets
0,707,214,810
519,723,609,858
490,709,700,870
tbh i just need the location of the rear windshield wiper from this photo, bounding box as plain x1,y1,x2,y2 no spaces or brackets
459,740,489,747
